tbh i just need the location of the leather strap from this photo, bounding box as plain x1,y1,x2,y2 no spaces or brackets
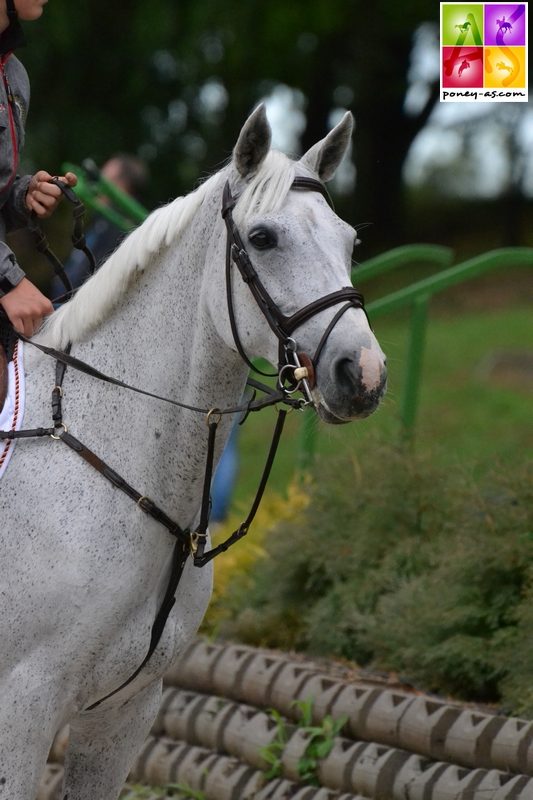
291,176,334,205
12,331,302,417
59,430,188,540
85,535,190,710
221,178,366,380
189,414,219,562
312,302,355,368
193,408,288,567
27,178,97,303
282,287,365,336
57,427,192,711
27,216,74,297
0,426,54,439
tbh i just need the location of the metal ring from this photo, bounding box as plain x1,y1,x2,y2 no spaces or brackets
50,423,67,440
137,495,152,510
283,337,297,353
296,398,313,410
278,363,302,395
206,408,222,426
53,385,63,397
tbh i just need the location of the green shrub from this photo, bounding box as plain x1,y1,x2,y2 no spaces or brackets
218,437,532,709
498,578,533,716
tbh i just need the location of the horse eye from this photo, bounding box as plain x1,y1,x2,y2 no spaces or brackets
248,227,277,250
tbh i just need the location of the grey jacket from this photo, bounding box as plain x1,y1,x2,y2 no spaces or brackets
0,51,32,297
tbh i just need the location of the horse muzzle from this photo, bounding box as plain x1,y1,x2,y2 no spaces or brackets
314,349,388,423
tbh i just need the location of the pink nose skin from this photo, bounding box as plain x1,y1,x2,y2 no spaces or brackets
359,345,386,393
329,353,387,420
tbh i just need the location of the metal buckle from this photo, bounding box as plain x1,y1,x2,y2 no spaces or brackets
50,423,68,440
137,495,153,511
190,530,207,555
206,408,222,427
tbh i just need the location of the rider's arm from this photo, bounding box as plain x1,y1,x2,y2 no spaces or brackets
0,240,53,337
0,240,25,296
0,276,53,338
0,174,32,232
0,171,76,335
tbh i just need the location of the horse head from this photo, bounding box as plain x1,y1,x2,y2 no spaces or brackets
208,105,387,423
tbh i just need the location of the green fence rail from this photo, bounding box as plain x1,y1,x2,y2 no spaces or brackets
367,247,533,432
62,160,148,230
299,246,533,468
354,243,454,282
298,244,455,468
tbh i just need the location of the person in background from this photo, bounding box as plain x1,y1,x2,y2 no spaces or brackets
51,154,149,298
210,421,239,523
0,0,76,336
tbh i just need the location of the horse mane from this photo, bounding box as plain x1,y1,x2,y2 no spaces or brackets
39,150,296,348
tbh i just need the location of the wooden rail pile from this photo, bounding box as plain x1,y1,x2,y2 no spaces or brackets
40,638,533,799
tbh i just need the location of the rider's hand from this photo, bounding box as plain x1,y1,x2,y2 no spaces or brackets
0,278,54,336
25,170,77,218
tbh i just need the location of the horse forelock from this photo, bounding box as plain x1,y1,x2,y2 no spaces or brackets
38,150,297,349
234,150,296,224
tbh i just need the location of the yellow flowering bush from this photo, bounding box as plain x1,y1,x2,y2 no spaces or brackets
202,478,310,635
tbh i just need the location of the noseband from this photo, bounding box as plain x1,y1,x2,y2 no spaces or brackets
221,177,366,399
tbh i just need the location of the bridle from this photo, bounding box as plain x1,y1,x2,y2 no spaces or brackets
0,173,368,708
222,177,366,401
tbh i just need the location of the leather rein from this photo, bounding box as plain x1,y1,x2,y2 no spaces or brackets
0,175,367,708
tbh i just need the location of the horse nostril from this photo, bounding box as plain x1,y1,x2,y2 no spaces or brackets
334,357,360,394
333,355,386,414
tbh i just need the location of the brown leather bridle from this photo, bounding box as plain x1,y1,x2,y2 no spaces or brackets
221,177,366,401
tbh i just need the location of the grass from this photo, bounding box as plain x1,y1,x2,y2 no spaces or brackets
230,304,532,509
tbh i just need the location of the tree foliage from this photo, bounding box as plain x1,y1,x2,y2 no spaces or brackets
20,0,439,248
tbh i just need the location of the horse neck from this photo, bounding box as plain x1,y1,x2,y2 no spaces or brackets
67,188,249,520
91,190,247,410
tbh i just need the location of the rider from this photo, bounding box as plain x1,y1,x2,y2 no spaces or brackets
0,0,76,337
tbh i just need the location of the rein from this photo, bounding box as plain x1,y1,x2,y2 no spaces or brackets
0,173,368,708
27,177,97,302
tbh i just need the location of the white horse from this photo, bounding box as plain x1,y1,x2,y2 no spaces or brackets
0,106,386,799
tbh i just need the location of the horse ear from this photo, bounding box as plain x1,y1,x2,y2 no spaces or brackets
233,104,272,179
299,112,354,182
